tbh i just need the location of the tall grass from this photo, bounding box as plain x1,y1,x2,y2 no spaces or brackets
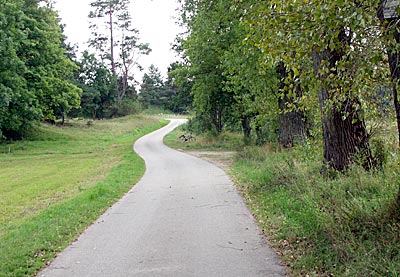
233,142,400,276
0,115,167,277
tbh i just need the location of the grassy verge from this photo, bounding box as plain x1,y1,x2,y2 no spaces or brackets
164,125,243,151
166,124,400,276
235,144,400,276
0,115,167,277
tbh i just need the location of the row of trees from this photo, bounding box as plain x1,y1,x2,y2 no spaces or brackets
175,0,400,172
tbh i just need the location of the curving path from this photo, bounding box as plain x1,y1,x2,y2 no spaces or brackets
37,119,286,277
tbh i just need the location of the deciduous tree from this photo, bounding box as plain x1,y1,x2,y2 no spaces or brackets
0,0,81,139
245,1,386,170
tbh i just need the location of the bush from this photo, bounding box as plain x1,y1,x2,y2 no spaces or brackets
185,114,214,134
371,138,388,169
112,99,142,118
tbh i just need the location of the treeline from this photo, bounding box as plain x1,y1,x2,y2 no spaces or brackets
138,64,193,114
0,0,191,141
174,0,400,173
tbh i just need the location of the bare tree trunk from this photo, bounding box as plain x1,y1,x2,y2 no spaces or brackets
118,49,129,105
276,62,306,147
118,74,128,105
312,45,375,171
109,9,116,76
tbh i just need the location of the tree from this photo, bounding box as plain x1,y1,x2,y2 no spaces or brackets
165,62,193,114
78,51,116,119
0,0,81,139
245,1,386,170
378,2,400,149
0,0,39,139
378,1,400,207
117,8,150,105
89,0,128,75
88,0,150,105
178,0,238,134
138,65,166,108
221,22,280,144
21,0,82,124
276,62,306,147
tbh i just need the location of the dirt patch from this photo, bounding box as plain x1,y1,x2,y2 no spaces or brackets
182,150,236,171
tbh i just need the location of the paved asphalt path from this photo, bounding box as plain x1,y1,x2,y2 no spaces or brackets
37,119,286,277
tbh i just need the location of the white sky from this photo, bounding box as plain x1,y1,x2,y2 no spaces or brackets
53,0,183,81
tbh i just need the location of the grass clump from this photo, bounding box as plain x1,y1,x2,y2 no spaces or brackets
233,142,400,276
0,115,167,277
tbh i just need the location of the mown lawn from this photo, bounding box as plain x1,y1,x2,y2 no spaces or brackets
0,115,167,277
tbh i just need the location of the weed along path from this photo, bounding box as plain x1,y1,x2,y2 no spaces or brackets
37,119,285,277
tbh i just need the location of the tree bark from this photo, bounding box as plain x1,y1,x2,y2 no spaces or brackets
108,7,116,77
378,2,400,206
118,44,129,105
276,62,306,147
241,115,251,144
212,105,223,134
378,2,400,149
312,44,375,171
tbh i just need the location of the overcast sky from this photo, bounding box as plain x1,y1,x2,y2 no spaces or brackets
53,0,183,81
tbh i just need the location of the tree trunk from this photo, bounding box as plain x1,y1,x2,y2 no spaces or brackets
212,106,223,134
241,115,251,144
312,46,375,171
118,50,129,105
109,8,116,76
378,2,400,149
276,62,306,147
210,101,224,134
279,103,306,148
393,85,400,148
378,2,400,205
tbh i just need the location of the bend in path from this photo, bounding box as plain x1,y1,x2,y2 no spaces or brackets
37,119,286,277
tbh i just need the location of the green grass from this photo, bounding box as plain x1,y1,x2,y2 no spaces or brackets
164,125,243,151
0,115,167,277
232,143,400,276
